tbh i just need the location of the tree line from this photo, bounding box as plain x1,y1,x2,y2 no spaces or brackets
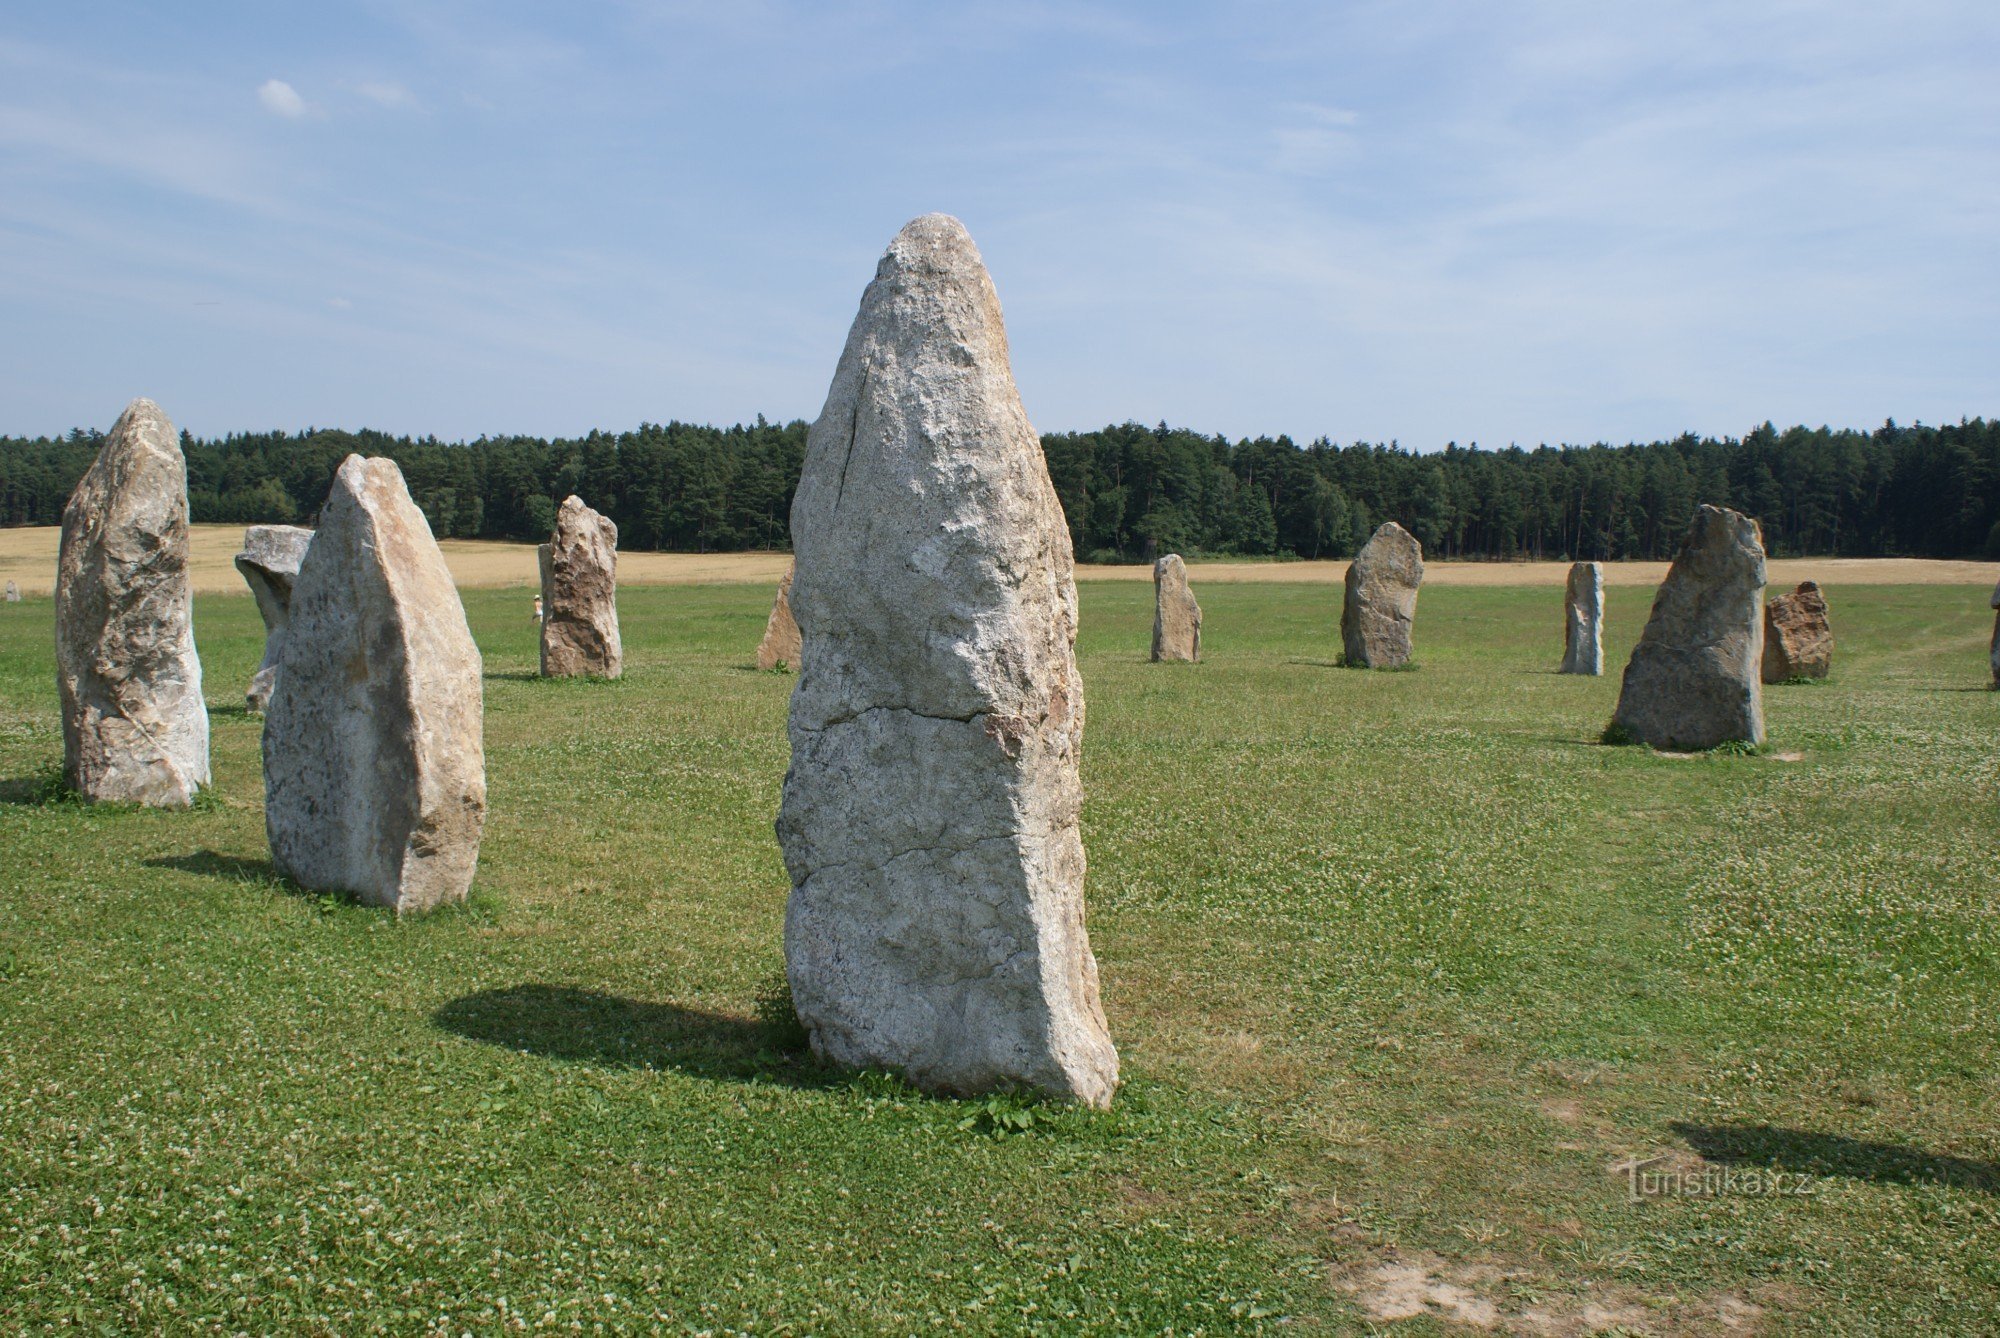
1,415,1995,561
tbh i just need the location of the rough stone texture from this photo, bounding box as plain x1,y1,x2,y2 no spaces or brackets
1559,561,1604,675
755,562,802,671
1341,522,1424,667
235,525,315,712
538,495,622,678
55,398,210,806
4,580,18,602
775,213,1119,1108
264,455,486,913
1762,580,1833,682
1611,505,1767,749
1150,554,1201,662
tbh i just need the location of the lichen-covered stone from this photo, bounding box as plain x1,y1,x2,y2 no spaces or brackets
1341,522,1424,667
776,213,1118,1108
755,562,801,671
1762,580,1833,682
1560,561,1603,675
264,455,485,912
235,525,314,711
538,496,621,678
1151,554,1201,662
1611,505,1766,749
3,580,18,602
55,398,209,806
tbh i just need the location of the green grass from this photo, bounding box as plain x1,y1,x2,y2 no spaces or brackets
1,581,1996,1333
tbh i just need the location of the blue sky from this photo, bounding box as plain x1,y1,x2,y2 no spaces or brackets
2,2,1994,448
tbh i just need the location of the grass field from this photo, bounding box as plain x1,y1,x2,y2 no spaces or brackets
1,580,1996,1333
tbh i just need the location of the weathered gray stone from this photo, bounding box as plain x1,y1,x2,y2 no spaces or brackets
264,455,486,912
1151,554,1201,662
235,525,314,712
755,562,801,671
1762,580,1832,682
538,495,621,678
3,580,18,602
1559,561,1603,675
1341,522,1424,667
775,213,1118,1108
1610,505,1766,749
55,398,209,806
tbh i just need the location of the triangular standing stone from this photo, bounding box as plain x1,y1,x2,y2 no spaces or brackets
1611,505,1766,749
755,562,801,671
776,214,1118,1107
264,455,486,912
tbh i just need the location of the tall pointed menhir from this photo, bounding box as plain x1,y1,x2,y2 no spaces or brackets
775,213,1119,1107
264,456,486,912
55,398,210,806
1151,554,1201,662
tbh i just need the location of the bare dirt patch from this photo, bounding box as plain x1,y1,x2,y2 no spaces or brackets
0,526,1992,595
1331,1249,1770,1334
1540,1097,1586,1126
1343,1254,1502,1327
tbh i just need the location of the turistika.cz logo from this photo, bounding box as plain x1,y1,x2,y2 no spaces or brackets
1613,1156,1818,1202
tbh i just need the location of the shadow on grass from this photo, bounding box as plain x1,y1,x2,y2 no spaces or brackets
0,767,72,807
434,982,831,1089
484,670,632,685
1287,656,1422,671
1672,1122,2000,1194
145,850,284,883
207,703,257,720
0,771,232,812
141,849,368,912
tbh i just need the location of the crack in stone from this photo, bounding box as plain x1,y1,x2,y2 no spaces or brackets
831,361,868,516
797,701,989,732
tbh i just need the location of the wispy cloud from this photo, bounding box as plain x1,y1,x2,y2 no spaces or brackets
1268,101,1362,175
353,81,418,110
256,79,308,118
0,1,1992,444
0,103,283,212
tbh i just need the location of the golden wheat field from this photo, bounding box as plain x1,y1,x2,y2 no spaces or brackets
0,524,1992,596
